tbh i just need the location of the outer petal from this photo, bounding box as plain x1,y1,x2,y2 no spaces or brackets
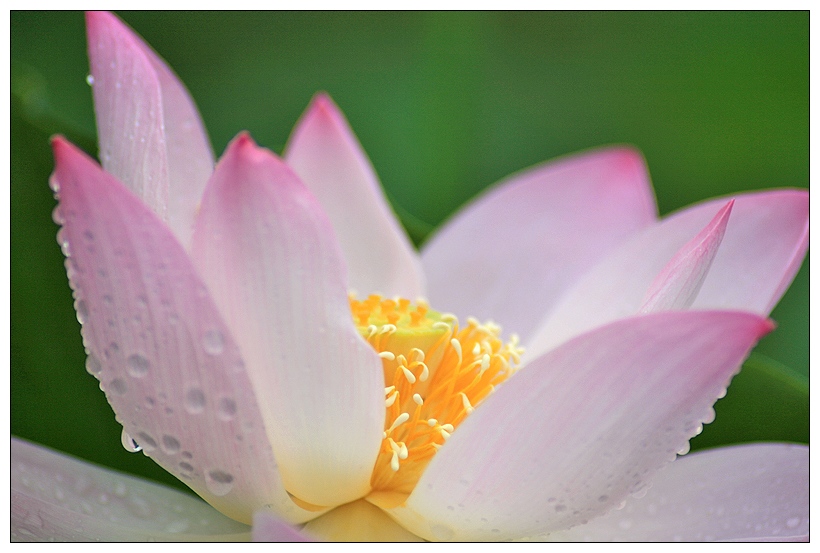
527,190,808,359
421,147,657,343
386,311,772,541
11,438,250,542
51,138,313,525
284,93,425,299
86,11,214,248
190,134,384,508
551,443,809,542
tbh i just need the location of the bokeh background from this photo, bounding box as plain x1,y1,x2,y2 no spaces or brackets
11,11,808,494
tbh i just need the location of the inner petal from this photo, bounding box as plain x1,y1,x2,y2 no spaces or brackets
349,294,523,505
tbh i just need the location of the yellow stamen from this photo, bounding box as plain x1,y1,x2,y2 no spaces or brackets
350,293,523,506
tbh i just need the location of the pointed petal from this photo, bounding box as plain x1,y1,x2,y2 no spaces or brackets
252,512,314,542
11,437,251,542
303,500,424,542
386,310,771,541
421,147,657,343
191,134,384,508
527,190,808,359
552,444,809,542
284,93,424,298
86,11,214,248
639,200,732,313
51,137,313,525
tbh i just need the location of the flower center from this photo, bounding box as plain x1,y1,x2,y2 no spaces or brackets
350,294,523,507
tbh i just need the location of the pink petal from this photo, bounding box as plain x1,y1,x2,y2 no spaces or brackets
190,134,384,508
12,437,250,541
51,137,314,525
284,93,425,299
640,200,733,313
252,512,314,542
552,443,809,542
527,190,808,358
86,11,214,248
421,147,657,343
386,310,772,541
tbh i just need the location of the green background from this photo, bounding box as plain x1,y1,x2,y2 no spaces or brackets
11,11,808,494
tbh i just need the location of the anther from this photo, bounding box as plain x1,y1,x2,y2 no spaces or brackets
385,392,398,407
460,392,475,414
401,366,417,384
387,412,410,434
413,393,424,406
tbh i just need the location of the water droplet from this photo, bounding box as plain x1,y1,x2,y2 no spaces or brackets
554,504,567,512
86,74,95,85
121,429,142,453
677,442,691,455
430,524,455,541
136,432,158,451
109,378,128,395
85,354,103,375
56,229,71,257
446,505,454,511
217,397,237,421
786,517,801,529
184,388,206,414
618,519,633,530
113,481,127,497
178,461,194,477
202,329,225,355
205,469,234,496
128,496,152,518
126,353,150,378
598,495,609,502
161,435,181,455
52,206,64,224
181,451,193,459
165,520,190,533
98,492,109,504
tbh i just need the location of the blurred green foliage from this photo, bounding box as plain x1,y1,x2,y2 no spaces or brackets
11,11,807,493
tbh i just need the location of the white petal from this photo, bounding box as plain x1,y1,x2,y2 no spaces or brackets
191,134,384,508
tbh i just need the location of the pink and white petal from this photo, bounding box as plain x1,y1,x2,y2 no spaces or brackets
386,310,772,541
12,437,251,542
252,512,314,542
302,501,424,542
51,138,313,525
421,147,657,343
191,134,384,508
551,443,809,542
527,190,808,359
639,200,732,313
284,93,424,299
86,11,214,248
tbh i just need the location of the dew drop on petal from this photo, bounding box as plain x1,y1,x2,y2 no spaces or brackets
121,429,142,453
217,397,237,421
86,74,94,85
205,469,234,496
202,329,225,355
136,432,158,452
184,388,206,414
161,435,181,455
429,524,455,541
75,300,89,324
109,378,128,395
52,206,64,225
126,353,151,378
85,353,102,375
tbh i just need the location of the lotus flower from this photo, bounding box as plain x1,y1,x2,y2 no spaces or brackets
11,11,809,542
